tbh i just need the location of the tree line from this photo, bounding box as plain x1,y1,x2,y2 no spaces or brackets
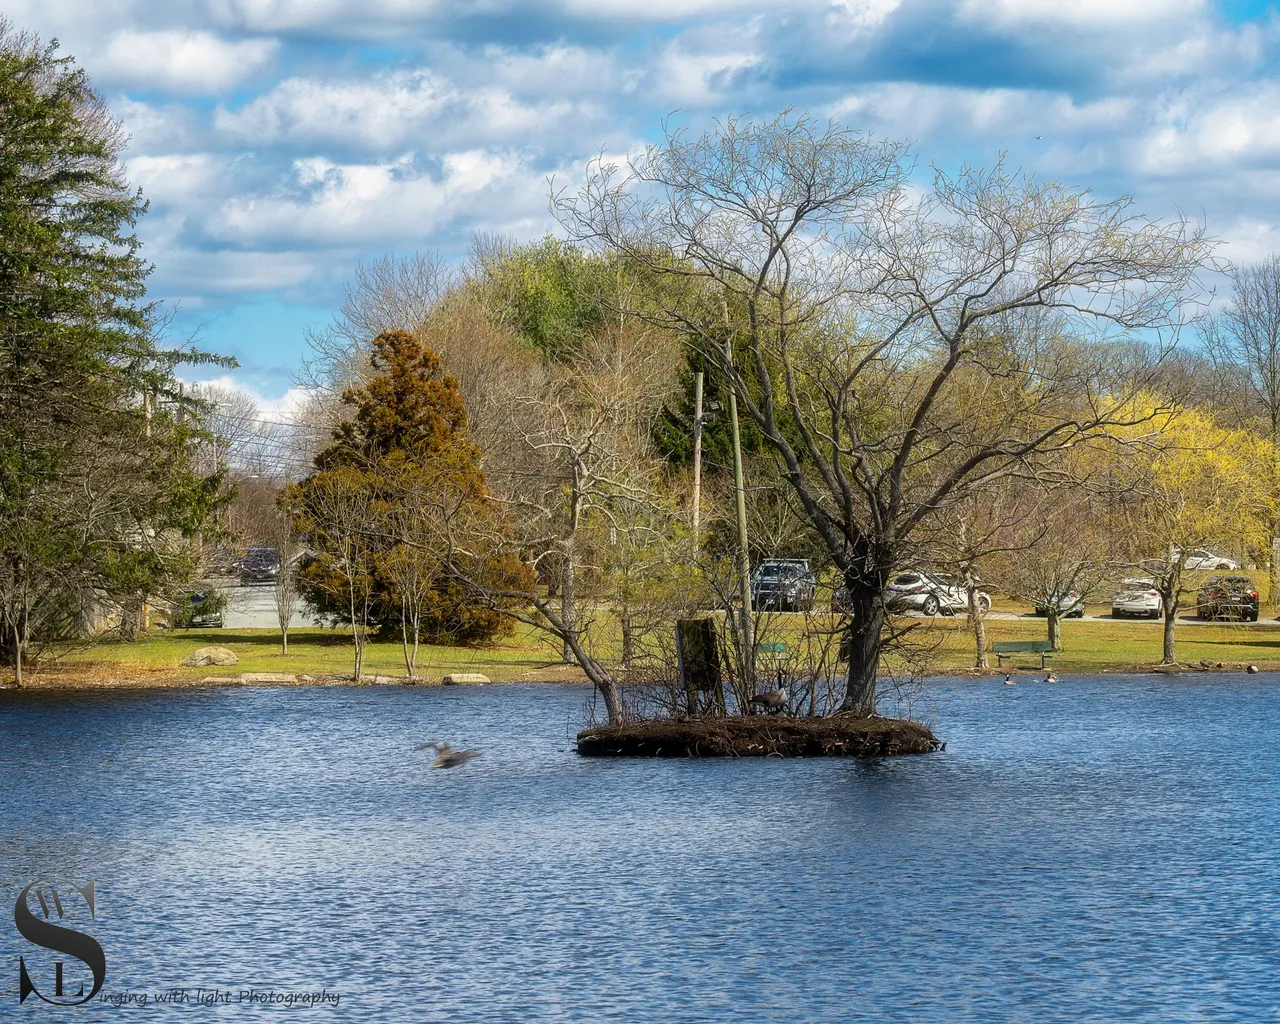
5,23,1279,722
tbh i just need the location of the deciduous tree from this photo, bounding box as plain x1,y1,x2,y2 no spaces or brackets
558,112,1212,714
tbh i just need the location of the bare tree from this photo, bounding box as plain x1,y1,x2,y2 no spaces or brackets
1004,491,1112,652
558,112,1212,715
299,252,455,403
497,323,679,664
265,512,301,655
281,467,379,680
1203,254,1280,604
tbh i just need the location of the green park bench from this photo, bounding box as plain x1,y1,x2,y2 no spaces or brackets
755,641,788,665
991,639,1055,669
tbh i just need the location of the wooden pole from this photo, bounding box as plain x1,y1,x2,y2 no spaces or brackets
729,389,754,691
692,372,703,544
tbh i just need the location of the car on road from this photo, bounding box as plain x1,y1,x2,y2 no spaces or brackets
1111,578,1162,619
882,570,991,616
1174,548,1240,571
751,559,816,612
174,590,226,629
1196,575,1260,622
239,547,280,584
1034,590,1085,618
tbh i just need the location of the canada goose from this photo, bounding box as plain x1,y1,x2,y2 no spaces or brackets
749,687,788,713
1003,674,1016,686
1044,671,1058,683
422,742,481,768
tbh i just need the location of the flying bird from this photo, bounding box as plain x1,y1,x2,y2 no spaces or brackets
420,742,481,768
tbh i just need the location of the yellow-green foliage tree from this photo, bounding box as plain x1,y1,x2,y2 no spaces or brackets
284,331,532,677
1119,402,1277,664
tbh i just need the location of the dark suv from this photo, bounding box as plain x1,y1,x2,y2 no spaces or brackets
239,547,280,585
751,559,816,612
1196,575,1260,622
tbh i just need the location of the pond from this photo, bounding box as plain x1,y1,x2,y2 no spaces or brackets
2,676,1278,1021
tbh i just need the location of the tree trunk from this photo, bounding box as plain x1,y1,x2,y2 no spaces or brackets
118,597,140,642
1161,593,1178,665
1271,513,1279,611
281,629,288,655
559,540,576,664
969,586,988,668
12,619,21,688
841,587,883,716
1047,610,1062,652
401,602,413,677
620,608,635,669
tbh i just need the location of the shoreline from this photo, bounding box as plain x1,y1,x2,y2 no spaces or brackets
2,660,1274,693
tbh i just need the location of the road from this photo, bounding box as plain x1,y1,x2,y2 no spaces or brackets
219,584,313,630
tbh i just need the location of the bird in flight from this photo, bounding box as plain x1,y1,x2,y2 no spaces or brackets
420,741,481,768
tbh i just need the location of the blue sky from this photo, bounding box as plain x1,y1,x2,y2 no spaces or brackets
9,0,1280,409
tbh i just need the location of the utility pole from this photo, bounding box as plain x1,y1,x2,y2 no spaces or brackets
692,372,703,543
142,390,152,633
728,388,754,691
719,295,754,692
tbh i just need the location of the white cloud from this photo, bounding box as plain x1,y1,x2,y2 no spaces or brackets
1135,83,1280,175
115,97,205,155
210,149,555,247
127,153,232,204
213,68,608,151
215,70,452,147
959,0,1205,29
830,83,1136,140
153,249,326,297
183,374,317,423
648,42,762,104
95,30,278,93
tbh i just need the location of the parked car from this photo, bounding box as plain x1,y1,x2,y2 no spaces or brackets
1196,575,1260,622
751,559,816,612
883,570,990,616
1174,548,1240,571
239,547,280,584
1034,590,1085,618
1111,578,1162,619
174,590,226,629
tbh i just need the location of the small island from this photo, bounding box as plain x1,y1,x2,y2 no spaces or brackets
576,714,941,758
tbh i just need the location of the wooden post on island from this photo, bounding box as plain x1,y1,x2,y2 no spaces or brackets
676,618,722,717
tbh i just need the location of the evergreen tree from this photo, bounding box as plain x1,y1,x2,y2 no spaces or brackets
0,22,229,682
286,331,531,656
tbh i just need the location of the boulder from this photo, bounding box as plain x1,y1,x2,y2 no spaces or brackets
442,673,489,686
183,646,238,668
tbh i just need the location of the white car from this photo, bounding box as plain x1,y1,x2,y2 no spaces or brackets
1112,578,1162,619
883,570,991,616
1174,548,1240,571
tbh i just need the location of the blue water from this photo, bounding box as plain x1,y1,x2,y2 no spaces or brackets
1,677,1279,1022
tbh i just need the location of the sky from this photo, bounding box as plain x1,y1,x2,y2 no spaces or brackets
7,0,1280,411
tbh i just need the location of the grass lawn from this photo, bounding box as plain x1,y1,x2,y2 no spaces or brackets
909,615,1280,673
37,623,573,686
26,607,1280,689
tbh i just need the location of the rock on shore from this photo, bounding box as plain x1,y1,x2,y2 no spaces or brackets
182,646,238,668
